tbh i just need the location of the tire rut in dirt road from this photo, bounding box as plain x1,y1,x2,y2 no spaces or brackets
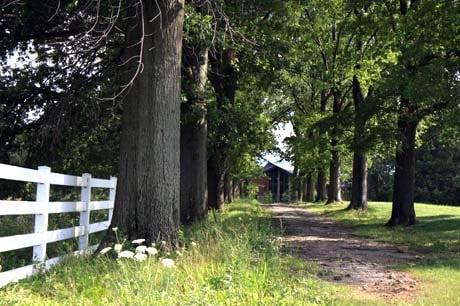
265,204,421,301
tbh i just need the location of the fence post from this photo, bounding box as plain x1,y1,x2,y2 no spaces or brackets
33,166,51,263
108,176,117,221
79,173,92,251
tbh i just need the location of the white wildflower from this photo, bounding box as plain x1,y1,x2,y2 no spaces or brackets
132,239,146,245
99,247,112,255
112,227,118,232
160,258,175,268
118,250,135,259
114,244,123,253
134,253,147,261
135,245,147,254
146,247,158,256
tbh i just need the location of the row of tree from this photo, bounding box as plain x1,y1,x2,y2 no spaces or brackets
1,0,459,249
279,0,459,225
0,0,282,247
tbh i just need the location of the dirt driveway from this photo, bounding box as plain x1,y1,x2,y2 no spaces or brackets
266,204,421,301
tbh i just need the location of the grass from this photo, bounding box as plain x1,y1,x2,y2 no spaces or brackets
0,200,343,306
304,201,460,306
2,200,458,305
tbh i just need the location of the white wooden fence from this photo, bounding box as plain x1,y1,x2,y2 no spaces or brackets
0,163,117,287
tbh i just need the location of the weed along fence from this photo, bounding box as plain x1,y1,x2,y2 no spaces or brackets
0,163,117,288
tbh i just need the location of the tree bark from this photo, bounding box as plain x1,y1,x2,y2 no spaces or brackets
292,166,299,202
224,171,233,203
327,90,342,204
232,179,240,200
207,48,237,209
299,173,305,202
316,90,328,202
180,45,209,224
349,152,368,209
316,169,327,202
387,101,418,226
105,0,184,246
327,144,342,203
302,175,307,202
306,172,315,202
207,160,225,210
348,76,368,210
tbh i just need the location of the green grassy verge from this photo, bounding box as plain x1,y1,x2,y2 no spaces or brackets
305,201,460,306
0,200,344,306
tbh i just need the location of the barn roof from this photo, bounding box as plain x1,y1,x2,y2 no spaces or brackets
264,162,294,175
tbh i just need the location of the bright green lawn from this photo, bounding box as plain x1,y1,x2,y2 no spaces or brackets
305,201,460,306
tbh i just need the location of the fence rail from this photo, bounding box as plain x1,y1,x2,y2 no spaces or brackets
0,163,117,287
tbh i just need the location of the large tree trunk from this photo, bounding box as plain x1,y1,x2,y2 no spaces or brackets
105,0,184,246
348,76,368,210
387,103,418,226
316,169,327,201
180,46,208,224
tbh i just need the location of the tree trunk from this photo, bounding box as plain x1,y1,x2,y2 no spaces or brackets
348,76,368,210
299,175,305,202
327,90,342,204
207,48,237,209
207,160,225,210
180,46,208,224
232,179,239,200
327,146,342,203
105,0,184,246
316,169,327,201
224,171,233,203
316,90,328,202
349,152,368,209
233,180,240,199
306,172,315,202
292,166,299,202
387,104,418,226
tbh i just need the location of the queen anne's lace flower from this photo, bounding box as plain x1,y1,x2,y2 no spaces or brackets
118,250,135,259
114,244,123,253
146,247,158,256
160,258,175,268
132,239,146,245
99,247,112,255
135,245,147,254
134,253,147,261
